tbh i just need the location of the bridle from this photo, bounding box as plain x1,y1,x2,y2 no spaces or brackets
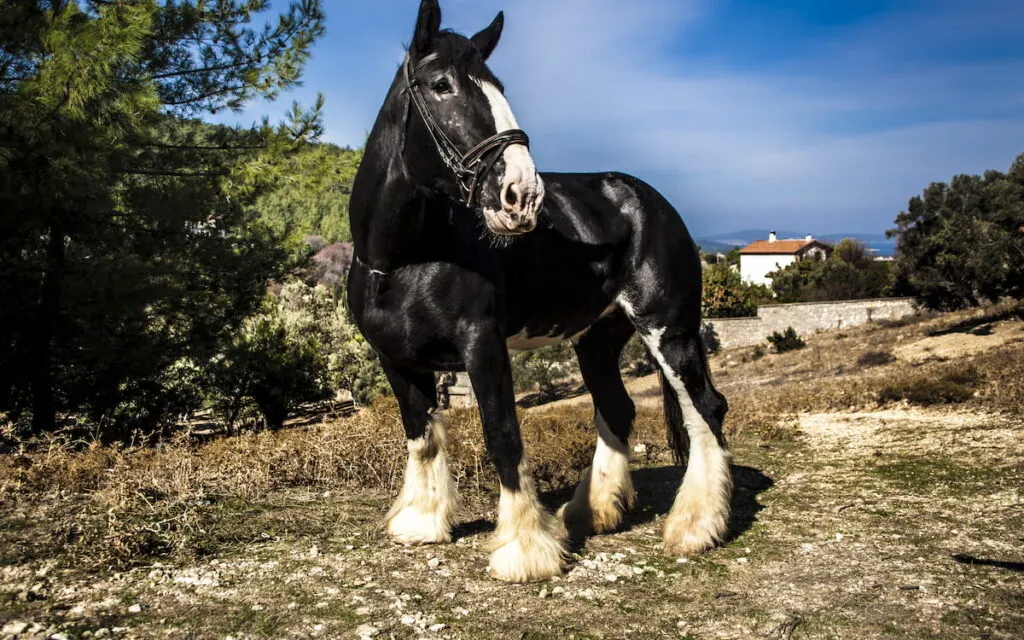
403,52,530,207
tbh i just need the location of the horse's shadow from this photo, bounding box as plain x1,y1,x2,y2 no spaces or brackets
452,464,774,553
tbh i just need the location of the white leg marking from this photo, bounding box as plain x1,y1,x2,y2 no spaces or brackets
386,412,458,545
642,327,733,556
560,412,635,535
487,460,567,583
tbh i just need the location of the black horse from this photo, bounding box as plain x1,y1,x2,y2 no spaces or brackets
348,0,731,583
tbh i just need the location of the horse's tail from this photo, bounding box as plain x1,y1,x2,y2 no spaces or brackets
659,370,689,466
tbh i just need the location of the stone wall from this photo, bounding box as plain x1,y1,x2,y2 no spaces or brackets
708,297,917,349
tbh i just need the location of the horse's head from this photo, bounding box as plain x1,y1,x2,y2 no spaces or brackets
402,0,544,236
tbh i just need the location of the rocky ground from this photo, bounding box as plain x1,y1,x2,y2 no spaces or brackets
2,308,1023,639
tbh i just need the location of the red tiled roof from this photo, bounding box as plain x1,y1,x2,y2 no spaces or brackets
738,239,815,255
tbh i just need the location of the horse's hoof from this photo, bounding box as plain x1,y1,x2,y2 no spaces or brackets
386,505,452,545
487,534,567,583
662,510,726,556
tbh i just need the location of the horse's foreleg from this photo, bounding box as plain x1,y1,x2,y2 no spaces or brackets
381,360,457,545
461,323,567,582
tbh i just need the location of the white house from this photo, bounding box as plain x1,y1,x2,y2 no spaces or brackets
739,231,831,286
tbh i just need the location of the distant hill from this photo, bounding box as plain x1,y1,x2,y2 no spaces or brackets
697,229,896,257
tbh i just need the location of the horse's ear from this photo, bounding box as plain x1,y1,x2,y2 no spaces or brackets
471,11,504,61
412,0,442,59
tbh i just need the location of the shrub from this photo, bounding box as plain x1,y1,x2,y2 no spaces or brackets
858,350,896,368
620,334,656,377
878,365,983,405
767,327,806,353
702,262,773,318
208,279,388,429
511,343,578,397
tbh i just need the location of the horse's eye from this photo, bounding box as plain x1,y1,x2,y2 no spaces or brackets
432,79,452,94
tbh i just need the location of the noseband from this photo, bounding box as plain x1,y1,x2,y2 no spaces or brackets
403,52,530,207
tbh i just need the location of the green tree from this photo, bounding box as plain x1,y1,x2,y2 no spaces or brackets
888,156,1024,310
771,239,891,303
249,140,362,247
702,262,772,318
0,1,325,435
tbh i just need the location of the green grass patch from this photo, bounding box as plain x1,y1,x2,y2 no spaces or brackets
869,454,993,493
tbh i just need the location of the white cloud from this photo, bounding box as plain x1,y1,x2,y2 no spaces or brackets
229,0,1023,236
466,0,1024,234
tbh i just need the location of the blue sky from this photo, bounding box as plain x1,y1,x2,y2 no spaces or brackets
214,0,1024,237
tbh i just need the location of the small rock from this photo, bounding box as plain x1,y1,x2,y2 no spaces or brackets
801,543,815,553
94,630,111,639
2,622,29,636
355,606,371,616
355,624,380,639
604,574,618,582
50,634,72,640
632,443,647,454
552,586,565,595
675,557,689,563
835,533,844,541
308,545,320,558
251,604,264,611
429,623,447,632
315,601,329,609
735,557,749,565
427,557,442,570
400,614,417,626
128,603,142,613
538,587,549,598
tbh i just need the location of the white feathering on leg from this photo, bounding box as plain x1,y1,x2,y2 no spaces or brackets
642,327,732,555
386,412,458,545
560,413,634,535
487,460,567,582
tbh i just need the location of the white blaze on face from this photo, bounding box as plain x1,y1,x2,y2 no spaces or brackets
474,78,545,232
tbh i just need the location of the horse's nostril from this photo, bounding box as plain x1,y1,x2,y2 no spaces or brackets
503,183,519,209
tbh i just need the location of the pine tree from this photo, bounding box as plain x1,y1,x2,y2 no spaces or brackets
0,1,325,435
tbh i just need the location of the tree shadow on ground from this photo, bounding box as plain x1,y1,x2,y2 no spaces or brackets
452,464,774,554
927,305,1024,337
515,382,588,408
952,553,1024,572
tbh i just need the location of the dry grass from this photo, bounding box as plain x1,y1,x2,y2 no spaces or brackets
1,300,1022,571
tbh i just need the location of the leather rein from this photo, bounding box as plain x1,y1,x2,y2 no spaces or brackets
403,52,530,207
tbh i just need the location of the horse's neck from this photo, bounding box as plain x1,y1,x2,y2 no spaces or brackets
350,145,439,271
351,71,453,271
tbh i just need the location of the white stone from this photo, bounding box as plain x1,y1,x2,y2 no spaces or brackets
128,604,142,613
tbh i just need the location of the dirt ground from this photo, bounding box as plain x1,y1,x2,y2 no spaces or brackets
2,309,1023,639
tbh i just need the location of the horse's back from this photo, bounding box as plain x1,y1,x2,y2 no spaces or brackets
500,171,703,340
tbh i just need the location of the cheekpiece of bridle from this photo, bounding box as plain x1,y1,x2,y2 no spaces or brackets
403,52,530,207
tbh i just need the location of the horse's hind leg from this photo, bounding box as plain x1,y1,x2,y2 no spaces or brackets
560,311,637,538
461,322,567,582
381,359,457,545
638,323,732,555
